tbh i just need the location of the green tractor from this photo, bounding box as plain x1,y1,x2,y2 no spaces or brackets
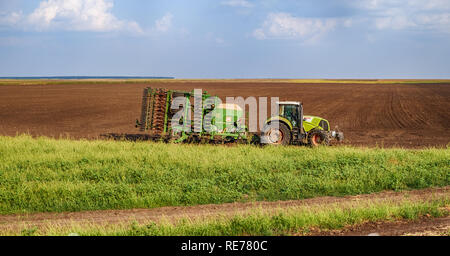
136,88,343,146
262,101,344,146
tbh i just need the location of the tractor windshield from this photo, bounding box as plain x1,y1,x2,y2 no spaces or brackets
280,104,299,127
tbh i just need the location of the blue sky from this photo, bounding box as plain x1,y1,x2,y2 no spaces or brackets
0,0,449,78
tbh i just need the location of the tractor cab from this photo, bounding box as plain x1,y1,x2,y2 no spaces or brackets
278,101,302,128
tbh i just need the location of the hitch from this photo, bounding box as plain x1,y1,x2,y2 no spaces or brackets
331,131,344,142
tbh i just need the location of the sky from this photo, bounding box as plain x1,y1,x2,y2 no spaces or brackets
0,0,449,78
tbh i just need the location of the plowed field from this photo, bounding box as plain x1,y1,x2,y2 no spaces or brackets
0,81,449,147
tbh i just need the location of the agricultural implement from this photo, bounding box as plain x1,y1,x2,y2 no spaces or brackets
136,88,343,146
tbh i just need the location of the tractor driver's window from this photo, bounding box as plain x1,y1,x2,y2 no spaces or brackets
279,105,285,116
285,105,298,126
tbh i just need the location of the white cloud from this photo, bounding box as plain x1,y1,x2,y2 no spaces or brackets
28,0,142,33
343,18,354,28
0,11,23,26
155,13,173,32
253,12,337,42
221,0,253,8
252,28,266,39
215,37,225,45
0,1,177,36
356,0,450,11
373,8,417,30
2,0,143,34
205,32,227,45
352,0,450,32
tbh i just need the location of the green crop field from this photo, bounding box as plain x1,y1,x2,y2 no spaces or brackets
10,196,448,236
0,135,448,215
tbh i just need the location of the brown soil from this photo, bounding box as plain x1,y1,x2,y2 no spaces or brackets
0,81,449,147
0,187,448,235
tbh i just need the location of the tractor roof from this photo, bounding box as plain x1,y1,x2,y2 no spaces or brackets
277,101,301,105
217,103,243,111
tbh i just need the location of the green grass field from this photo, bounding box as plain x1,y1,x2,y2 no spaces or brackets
0,135,448,215
101,198,449,236
11,197,449,236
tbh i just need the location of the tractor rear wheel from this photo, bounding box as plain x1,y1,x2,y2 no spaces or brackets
262,122,291,145
308,129,330,147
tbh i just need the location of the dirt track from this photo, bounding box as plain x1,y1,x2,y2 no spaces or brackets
0,81,449,147
0,187,448,235
310,216,450,236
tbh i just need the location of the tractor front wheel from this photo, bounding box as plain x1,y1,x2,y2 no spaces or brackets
308,129,330,147
262,122,291,145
